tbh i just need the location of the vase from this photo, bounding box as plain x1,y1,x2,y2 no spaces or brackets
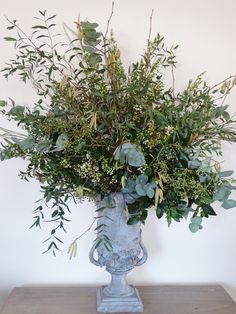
89,193,148,313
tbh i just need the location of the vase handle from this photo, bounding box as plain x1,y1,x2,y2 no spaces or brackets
135,239,148,266
89,242,101,267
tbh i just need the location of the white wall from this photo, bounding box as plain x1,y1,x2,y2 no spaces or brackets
0,0,236,310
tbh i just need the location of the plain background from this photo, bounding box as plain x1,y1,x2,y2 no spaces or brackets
0,0,236,310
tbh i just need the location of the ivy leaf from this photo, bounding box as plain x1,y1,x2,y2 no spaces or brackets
201,204,216,216
156,206,164,219
127,215,140,225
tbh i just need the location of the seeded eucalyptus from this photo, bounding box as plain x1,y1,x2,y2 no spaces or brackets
1,10,236,255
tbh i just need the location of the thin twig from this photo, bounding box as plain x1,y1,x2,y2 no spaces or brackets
171,58,175,96
104,1,114,40
148,9,154,42
74,218,96,242
210,74,236,90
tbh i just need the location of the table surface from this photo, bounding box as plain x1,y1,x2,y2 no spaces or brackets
1,285,236,314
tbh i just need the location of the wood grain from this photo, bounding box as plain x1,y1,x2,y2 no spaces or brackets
1,285,236,314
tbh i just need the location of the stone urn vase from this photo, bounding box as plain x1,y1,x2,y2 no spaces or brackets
89,193,148,313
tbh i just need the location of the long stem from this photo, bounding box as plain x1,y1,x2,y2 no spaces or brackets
104,2,114,40
74,218,96,242
210,74,236,90
148,9,154,42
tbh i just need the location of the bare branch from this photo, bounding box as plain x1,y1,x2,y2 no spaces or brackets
104,1,114,40
148,9,154,42
74,218,96,242
171,63,175,96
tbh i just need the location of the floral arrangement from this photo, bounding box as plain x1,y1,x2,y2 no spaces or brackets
1,9,236,255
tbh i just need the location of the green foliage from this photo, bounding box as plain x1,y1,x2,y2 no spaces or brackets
122,175,156,199
189,216,203,233
1,10,236,254
114,143,145,167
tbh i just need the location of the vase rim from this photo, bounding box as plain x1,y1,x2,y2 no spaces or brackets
94,192,126,206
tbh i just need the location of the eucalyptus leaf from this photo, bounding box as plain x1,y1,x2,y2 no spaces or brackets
36,140,51,152
114,143,145,167
217,170,234,178
135,184,146,196
146,187,155,198
55,134,69,151
188,159,201,169
136,174,148,185
18,136,35,150
189,223,199,233
213,186,231,201
190,216,202,225
222,199,236,209
126,150,145,167
199,174,210,183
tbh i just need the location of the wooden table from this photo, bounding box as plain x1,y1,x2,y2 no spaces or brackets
1,285,236,314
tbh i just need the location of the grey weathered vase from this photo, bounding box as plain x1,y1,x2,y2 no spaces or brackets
89,193,148,313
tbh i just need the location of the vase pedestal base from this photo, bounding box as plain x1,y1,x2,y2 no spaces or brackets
96,286,143,313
